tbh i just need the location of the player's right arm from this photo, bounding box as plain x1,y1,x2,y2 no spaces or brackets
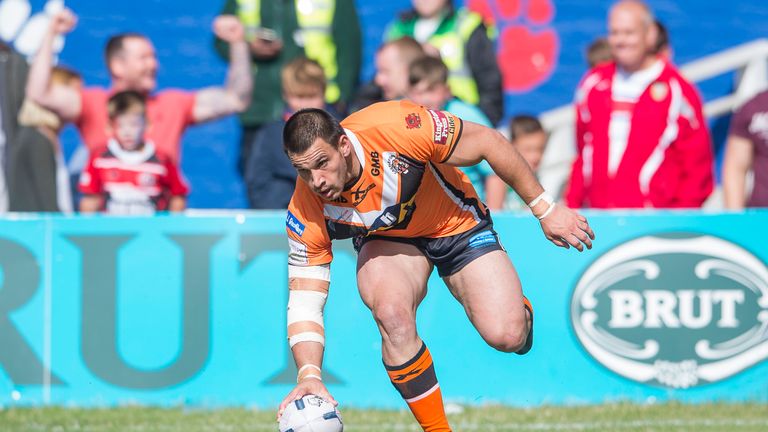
278,186,337,418
26,9,82,122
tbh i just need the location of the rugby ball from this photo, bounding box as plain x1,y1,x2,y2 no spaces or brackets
278,394,343,432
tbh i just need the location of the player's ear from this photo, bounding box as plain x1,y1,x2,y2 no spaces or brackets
338,134,351,157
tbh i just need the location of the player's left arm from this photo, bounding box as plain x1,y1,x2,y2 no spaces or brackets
192,15,252,123
445,120,595,251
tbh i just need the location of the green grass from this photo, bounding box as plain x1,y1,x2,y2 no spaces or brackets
0,402,766,431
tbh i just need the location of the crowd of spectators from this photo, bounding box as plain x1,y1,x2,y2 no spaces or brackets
0,0,764,216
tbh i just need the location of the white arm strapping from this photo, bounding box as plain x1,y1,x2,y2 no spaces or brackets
288,264,331,281
287,264,330,348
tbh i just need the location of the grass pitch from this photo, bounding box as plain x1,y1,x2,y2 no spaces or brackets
1,402,766,431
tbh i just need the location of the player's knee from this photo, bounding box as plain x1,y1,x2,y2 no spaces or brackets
372,304,417,346
485,322,528,353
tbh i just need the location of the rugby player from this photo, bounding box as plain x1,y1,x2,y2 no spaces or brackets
278,100,594,431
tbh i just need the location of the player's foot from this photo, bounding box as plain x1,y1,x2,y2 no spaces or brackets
515,296,533,355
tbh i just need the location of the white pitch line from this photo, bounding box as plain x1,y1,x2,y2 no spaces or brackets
16,418,768,432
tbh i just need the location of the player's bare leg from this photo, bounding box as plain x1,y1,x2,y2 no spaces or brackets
443,250,532,353
357,239,451,432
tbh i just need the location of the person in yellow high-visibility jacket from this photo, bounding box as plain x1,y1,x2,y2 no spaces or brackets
215,0,361,176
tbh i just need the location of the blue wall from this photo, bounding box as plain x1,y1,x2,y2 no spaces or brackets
4,0,768,207
0,211,767,407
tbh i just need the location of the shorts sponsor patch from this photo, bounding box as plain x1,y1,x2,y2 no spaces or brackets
427,109,456,145
468,230,498,249
288,238,308,265
286,211,305,237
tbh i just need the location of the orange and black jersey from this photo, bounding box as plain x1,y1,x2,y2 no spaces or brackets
286,100,488,266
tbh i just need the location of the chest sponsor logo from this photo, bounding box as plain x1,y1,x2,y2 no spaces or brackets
385,153,410,175
405,113,422,129
427,110,455,145
286,211,305,237
137,172,157,187
370,151,381,176
571,233,768,389
351,183,376,206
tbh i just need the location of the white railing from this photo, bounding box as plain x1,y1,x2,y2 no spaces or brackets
531,38,768,202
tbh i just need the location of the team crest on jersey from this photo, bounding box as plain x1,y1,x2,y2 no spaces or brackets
650,82,668,102
405,113,422,129
427,109,455,145
386,153,410,175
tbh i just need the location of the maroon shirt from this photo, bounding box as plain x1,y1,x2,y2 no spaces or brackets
729,90,768,207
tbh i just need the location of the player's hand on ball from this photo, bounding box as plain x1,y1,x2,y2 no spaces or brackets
277,379,338,420
213,15,245,43
538,204,595,252
49,9,77,35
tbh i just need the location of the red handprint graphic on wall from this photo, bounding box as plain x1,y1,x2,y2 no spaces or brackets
469,0,559,93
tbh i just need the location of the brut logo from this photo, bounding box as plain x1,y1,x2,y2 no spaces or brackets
571,233,768,389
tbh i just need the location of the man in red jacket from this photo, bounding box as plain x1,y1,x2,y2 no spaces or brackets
565,0,713,209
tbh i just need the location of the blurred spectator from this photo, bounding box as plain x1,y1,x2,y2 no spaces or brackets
350,37,425,112
407,55,505,209
505,115,548,210
215,0,361,175
26,9,252,165
565,0,713,209
245,57,331,209
653,19,672,60
8,67,81,213
587,37,612,68
0,41,28,214
723,89,768,208
386,0,503,125
79,91,188,214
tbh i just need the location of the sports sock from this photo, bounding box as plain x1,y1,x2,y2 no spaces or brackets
385,342,451,432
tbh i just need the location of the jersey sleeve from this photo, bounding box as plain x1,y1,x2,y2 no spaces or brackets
729,99,753,140
286,180,334,267
78,154,103,195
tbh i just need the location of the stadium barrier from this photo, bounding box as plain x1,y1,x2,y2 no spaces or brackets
0,210,766,408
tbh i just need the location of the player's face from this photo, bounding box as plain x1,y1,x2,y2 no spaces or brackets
407,81,451,111
375,46,409,101
289,137,351,201
110,37,158,93
608,6,655,71
513,131,548,172
110,110,147,151
413,0,449,19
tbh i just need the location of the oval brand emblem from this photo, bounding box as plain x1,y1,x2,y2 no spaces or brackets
571,233,768,389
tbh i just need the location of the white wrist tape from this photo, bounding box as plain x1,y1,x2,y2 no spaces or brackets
287,290,327,347
538,202,556,220
528,191,553,208
297,364,322,383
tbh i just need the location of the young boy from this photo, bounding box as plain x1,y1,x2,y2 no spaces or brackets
505,115,549,210
244,57,329,209
407,55,506,210
79,90,188,214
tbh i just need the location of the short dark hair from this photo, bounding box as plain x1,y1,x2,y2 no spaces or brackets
509,114,544,141
107,90,146,120
653,19,669,54
409,56,448,87
105,32,146,65
283,108,345,155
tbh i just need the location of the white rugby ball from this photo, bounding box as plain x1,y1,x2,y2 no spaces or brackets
278,394,343,432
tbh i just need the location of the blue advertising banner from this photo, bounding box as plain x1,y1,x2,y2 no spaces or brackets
0,211,766,408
